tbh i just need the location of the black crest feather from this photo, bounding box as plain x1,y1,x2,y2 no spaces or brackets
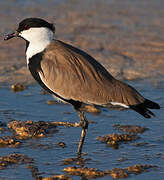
17,18,55,33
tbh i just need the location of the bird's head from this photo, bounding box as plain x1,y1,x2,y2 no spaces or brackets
4,18,55,43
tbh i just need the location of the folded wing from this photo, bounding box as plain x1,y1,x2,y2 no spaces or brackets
39,40,146,108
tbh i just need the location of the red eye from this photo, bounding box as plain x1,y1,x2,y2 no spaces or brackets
24,25,30,30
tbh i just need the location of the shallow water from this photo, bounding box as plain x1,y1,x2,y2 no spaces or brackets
0,81,163,179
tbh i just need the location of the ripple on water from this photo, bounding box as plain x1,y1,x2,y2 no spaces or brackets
0,81,163,179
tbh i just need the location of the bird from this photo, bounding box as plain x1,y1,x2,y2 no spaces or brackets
4,18,160,156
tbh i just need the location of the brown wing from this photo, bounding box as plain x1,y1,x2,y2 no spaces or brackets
39,40,145,106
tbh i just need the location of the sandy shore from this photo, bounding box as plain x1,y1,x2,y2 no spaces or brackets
0,0,164,86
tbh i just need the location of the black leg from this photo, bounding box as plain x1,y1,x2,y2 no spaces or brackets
77,110,88,157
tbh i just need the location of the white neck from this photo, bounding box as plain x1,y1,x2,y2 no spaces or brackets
19,27,54,64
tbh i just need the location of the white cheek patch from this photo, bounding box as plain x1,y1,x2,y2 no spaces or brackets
110,102,129,108
19,29,33,41
20,27,54,43
19,27,54,64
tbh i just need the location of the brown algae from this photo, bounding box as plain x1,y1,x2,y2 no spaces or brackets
57,142,66,148
11,83,26,92
0,153,33,170
42,174,72,180
62,157,90,166
0,136,20,147
113,124,148,134
64,164,156,179
8,120,57,139
64,167,106,178
97,133,138,149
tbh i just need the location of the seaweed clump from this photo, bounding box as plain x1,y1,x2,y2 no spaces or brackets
57,142,66,148
62,157,90,166
64,167,106,179
8,120,57,139
0,153,33,170
108,164,157,179
42,174,72,180
113,124,148,134
11,83,26,92
64,164,156,179
0,136,20,147
97,133,137,149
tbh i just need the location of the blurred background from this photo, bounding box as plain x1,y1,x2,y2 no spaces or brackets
0,1,164,180
1,0,164,85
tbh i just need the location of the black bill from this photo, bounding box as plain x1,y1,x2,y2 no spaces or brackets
4,31,19,41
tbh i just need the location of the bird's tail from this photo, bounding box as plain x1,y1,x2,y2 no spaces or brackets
130,99,160,118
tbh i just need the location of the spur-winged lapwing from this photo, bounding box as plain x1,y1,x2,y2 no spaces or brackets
4,18,160,156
